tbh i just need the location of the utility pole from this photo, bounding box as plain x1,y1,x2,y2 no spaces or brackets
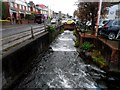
95,0,102,37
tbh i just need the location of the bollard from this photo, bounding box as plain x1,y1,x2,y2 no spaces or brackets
31,26,34,38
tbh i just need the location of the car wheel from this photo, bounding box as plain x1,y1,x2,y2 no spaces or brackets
108,32,116,40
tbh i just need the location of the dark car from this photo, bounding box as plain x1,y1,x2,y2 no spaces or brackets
34,14,45,24
99,19,120,40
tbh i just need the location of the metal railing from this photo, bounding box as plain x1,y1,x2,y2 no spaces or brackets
1,24,47,52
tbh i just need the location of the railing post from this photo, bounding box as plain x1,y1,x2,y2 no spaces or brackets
31,25,34,38
44,22,47,31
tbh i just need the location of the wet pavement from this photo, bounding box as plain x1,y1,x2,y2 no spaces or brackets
14,30,107,89
2,23,45,38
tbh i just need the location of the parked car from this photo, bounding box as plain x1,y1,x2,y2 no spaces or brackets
61,18,67,25
97,19,109,34
98,19,108,28
99,19,120,40
34,14,45,24
51,18,58,24
66,19,75,24
63,19,75,30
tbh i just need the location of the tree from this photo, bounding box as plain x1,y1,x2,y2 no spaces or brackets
74,2,110,30
0,1,2,19
2,2,7,19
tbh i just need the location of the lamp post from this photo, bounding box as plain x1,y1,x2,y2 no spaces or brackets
95,0,102,37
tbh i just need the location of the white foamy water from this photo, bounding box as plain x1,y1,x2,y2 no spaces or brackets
51,30,76,52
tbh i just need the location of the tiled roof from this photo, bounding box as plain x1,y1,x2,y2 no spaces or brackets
36,4,47,9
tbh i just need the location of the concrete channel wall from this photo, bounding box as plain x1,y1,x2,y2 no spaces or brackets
2,32,50,89
2,26,58,89
2,24,61,89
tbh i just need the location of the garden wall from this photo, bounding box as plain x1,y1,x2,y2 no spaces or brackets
79,34,120,72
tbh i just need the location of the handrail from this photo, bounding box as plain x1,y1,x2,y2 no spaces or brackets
2,24,47,51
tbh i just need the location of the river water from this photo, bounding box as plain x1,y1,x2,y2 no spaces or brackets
14,30,107,89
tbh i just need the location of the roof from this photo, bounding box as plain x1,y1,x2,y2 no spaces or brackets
36,4,48,9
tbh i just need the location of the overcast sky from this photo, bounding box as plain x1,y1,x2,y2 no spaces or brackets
26,0,77,16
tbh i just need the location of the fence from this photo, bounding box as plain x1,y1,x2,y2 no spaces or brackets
1,24,47,53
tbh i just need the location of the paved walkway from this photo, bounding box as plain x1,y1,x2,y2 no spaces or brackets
2,23,45,37
2,23,41,30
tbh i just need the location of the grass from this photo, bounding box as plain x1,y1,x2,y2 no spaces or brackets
47,25,55,33
81,42,93,51
73,30,79,47
91,50,109,69
60,29,64,33
0,20,10,22
80,41,109,70
74,38,79,47
73,30,77,35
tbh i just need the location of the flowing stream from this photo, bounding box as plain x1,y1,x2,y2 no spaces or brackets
14,30,108,89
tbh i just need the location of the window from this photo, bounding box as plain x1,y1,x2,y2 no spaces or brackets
33,8,35,12
113,20,119,26
15,3,17,8
24,6,26,10
21,5,23,10
19,5,21,9
118,20,120,26
112,20,120,26
10,2,14,7
29,7,31,11
27,7,29,11
23,5,24,10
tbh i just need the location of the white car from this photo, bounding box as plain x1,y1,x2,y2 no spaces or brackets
51,18,57,24
61,18,67,24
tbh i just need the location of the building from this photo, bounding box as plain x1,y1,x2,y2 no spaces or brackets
36,4,49,19
48,8,53,18
53,12,58,19
9,0,29,23
35,4,49,20
1,1,10,20
28,1,40,14
1,0,52,24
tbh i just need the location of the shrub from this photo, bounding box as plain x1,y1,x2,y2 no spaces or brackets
0,20,10,22
60,29,64,33
47,25,55,33
92,50,108,69
74,38,79,47
73,30,77,35
81,42,93,51
25,14,35,20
